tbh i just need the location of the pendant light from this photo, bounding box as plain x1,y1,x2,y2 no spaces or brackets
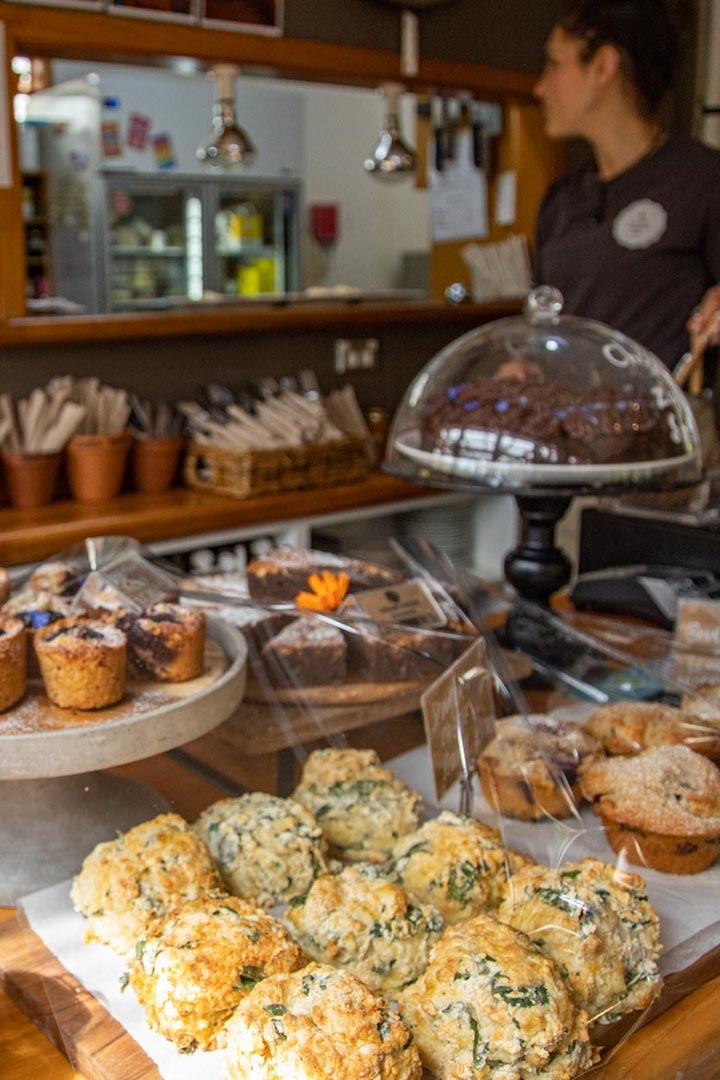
196,63,256,169
364,82,417,182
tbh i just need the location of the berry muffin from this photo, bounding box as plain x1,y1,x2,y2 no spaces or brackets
498,858,662,1023
70,813,222,955
284,863,443,994
223,963,423,1080
34,617,126,709
121,602,205,681
586,699,720,761
580,744,720,873
391,811,535,924
293,747,422,863
398,913,598,1080
129,893,305,1052
194,792,331,907
478,714,603,821
0,566,10,606
0,615,26,712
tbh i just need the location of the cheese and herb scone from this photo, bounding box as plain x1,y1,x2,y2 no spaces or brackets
293,747,422,862
194,792,332,907
391,811,535,924
399,914,598,1080
498,858,663,1023
70,813,222,956
284,863,443,994
223,963,423,1080
128,893,305,1052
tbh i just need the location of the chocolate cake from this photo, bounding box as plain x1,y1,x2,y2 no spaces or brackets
261,616,346,686
246,547,403,604
421,374,681,466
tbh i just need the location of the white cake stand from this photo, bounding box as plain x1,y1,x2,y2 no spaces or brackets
0,619,247,903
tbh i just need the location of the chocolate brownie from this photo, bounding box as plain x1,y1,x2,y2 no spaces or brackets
261,617,346,686
421,374,680,465
246,547,403,604
346,623,457,682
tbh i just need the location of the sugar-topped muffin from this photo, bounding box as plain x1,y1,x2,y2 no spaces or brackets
34,617,127,709
498,858,662,1023
194,792,331,907
478,714,602,820
0,615,26,712
284,863,443,994
293,747,421,862
129,893,305,1052
581,744,720,873
586,699,720,760
223,963,423,1080
70,812,222,955
391,810,535,924
399,913,598,1080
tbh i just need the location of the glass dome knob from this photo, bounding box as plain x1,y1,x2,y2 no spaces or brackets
524,285,564,324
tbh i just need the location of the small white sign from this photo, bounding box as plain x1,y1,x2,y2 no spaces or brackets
430,130,488,242
495,170,517,226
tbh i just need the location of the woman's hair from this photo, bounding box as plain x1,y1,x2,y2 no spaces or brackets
559,0,678,116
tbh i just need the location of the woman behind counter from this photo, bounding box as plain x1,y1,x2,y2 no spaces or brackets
533,0,720,368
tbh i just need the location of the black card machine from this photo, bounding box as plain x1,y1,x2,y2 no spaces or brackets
569,565,720,629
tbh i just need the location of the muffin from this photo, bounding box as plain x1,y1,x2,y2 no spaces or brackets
121,602,205,681
129,893,305,1052
586,699,720,760
0,566,10,605
580,744,720,873
399,913,598,1080
34,617,127,709
498,858,663,1023
27,560,82,597
194,792,331,907
70,812,222,955
478,714,602,821
391,810,535,924
682,684,720,726
284,863,443,994
293,747,422,862
0,615,26,712
223,963,423,1080
2,588,75,676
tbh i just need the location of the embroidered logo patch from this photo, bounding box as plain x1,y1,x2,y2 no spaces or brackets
612,199,667,249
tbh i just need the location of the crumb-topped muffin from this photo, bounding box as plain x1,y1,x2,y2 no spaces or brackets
586,699,720,760
391,811,535,924
0,567,10,606
2,587,73,629
223,963,423,1080
129,893,305,1052
70,813,222,955
35,617,126,709
194,792,331,907
498,858,662,1023
581,745,720,873
121,602,205,681
284,862,443,994
27,560,82,597
0,615,26,712
293,748,422,862
399,913,598,1080
478,714,602,821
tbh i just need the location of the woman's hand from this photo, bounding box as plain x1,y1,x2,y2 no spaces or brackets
688,285,720,344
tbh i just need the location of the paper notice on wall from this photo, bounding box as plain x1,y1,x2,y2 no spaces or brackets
429,130,488,242
0,25,12,188
127,112,151,151
152,132,177,170
495,170,517,226
102,121,122,158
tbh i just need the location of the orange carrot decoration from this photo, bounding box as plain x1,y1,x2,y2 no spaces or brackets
295,570,350,612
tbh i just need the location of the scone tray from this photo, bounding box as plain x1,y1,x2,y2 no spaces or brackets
2,755,720,1080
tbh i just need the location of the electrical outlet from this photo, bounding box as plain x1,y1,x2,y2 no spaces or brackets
334,338,379,374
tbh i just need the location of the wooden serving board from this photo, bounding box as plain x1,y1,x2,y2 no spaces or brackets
1,909,720,1080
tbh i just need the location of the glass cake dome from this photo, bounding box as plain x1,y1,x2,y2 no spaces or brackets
386,287,701,492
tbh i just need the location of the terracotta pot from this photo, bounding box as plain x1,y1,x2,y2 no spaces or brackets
66,430,132,502
131,435,184,494
1,449,61,509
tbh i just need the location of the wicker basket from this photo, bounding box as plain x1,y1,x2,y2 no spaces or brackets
184,435,372,499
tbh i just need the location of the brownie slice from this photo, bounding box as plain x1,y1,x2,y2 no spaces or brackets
346,623,458,683
262,616,347,686
246,547,403,604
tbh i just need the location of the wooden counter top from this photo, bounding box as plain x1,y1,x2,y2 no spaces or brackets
0,473,441,566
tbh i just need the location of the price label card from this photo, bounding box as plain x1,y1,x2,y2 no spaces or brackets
421,637,496,803
350,578,447,629
673,599,720,685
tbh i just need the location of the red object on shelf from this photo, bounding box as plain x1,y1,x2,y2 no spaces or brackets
310,203,339,246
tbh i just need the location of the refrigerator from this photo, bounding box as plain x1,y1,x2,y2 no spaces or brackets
102,173,300,312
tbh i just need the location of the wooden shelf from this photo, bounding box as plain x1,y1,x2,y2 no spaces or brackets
0,472,441,566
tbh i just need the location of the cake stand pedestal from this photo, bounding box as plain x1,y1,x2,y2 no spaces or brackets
503,493,573,604
0,619,247,904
